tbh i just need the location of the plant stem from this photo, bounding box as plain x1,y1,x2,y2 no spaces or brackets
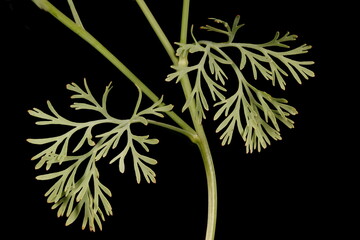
147,120,197,142
196,129,217,240
178,1,218,240
139,0,218,238
67,0,84,29
135,0,178,65
31,0,195,137
180,0,190,44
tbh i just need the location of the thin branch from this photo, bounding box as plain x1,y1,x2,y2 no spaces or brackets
31,0,196,137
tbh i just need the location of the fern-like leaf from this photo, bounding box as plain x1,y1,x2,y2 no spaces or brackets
28,79,173,230
167,16,314,152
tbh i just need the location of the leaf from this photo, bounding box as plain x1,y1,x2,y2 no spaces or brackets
70,102,98,111
73,127,95,153
36,171,65,180
66,199,85,226
29,80,166,230
133,153,157,184
167,16,313,152
109,127,159,183
98,181,112,198
102,81,113,109
28,108,55,123
27,137,57,145
137,95,174,118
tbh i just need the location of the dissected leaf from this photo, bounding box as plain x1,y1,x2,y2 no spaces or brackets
168,16,314,152
28,79,171,230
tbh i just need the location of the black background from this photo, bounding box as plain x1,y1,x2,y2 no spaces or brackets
1,0,352,239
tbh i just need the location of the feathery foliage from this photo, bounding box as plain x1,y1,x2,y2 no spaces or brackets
29,0,314,237
167,16,314,152
28,79,173,230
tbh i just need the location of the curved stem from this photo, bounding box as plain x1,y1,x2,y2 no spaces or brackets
178,1,218,240
132,1,219,238
147,119,197,143
196,131,217,240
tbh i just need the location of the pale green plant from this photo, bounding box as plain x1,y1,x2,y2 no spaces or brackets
28,79,172,231
166,16,314,153
28,0,314,239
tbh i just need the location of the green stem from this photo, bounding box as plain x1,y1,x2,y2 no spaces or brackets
147,120,196,142
137,0,218,238
180,0,190,44
67,0,84,28
31,0,195,137
196,129,217,240
178,1,218,240
135,0,178,65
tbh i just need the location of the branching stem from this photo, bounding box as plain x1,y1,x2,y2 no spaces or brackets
32,0,218,239
134,4,218,238
135,2,218,238
178,1,218,240
32,0,195,137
